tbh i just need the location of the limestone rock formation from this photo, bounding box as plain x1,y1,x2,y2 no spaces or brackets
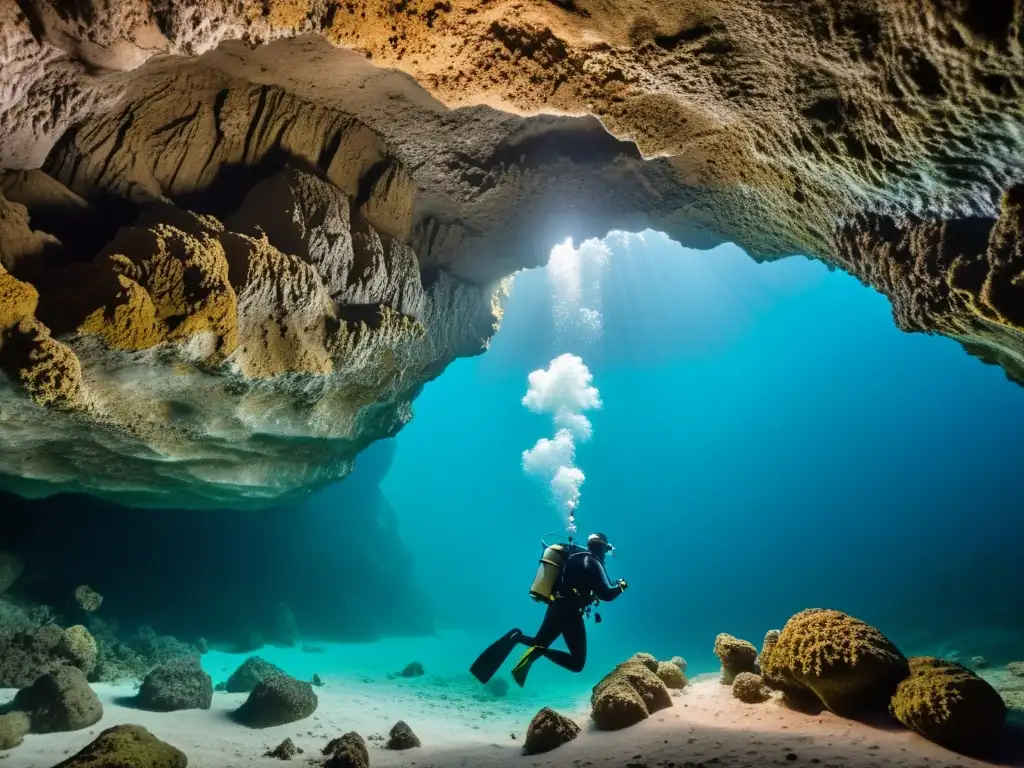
386,720,421,749
322,732,369,768
891,657,1007,756
225,656,286,693
235,673,318,728
523,707,581,755
759,608,910,717
1,0,1024,504
137,657,214,711
13,665,103,733
591,656,673,730
732,672,770,704
714,633,758,684
52,724,188,767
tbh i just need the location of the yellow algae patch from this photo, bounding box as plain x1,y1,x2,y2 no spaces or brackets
79,223,239,361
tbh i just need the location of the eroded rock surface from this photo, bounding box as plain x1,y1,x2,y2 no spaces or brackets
1,0,1023,504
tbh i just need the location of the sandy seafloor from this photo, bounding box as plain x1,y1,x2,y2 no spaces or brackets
2,631,1022,768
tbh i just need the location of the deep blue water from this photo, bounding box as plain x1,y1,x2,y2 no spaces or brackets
380,231,1024,681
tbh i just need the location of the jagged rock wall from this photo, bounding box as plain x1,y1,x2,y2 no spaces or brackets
0,0,1023,505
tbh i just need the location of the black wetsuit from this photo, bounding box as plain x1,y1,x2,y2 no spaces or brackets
519,550,624,672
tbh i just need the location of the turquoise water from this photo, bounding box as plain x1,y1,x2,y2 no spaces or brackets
375,231,1024,686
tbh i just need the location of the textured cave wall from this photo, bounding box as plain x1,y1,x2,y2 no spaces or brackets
1,0,1023,506
2,438,433,644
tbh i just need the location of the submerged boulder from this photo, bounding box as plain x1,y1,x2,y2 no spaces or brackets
759,609,909,717
57,625,99,678
386,720,420,749
591,656,672,730
13,665,103,733
322,732,369,768
670,655,687,673
265,737,303,759
0,623,66,688
656,661,687,689
225,656,287,693
523,707,580,755
399,661,424,677
891,657,1006,756
52,724,188,767
137,657,213,711
235,674,318,728
732,672,770,703
485,676,509,697
0,711,30,750
714,633,758,684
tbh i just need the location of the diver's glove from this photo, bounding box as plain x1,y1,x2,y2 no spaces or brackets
617,578,628,592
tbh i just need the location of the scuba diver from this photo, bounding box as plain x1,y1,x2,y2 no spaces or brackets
470,531,628,688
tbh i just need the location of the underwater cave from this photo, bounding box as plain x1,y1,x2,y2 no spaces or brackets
1,0,1023,766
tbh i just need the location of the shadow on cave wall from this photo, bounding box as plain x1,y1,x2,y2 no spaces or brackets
1,438,433,647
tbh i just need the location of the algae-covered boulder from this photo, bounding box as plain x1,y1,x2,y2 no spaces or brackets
486,676,509,697
670,655,687,673
225,656,286,693
591,680,649,730
523,707,580,755
323,732,369,768
74,585,103,613
386,720,420,749
13,665,102,733
732,672,770,703
0,711,30,750
591,656,672,730
58,625,98,678
265,737,303,759
656,661,687,689
759,609,909,717
235,674,318,728
891,657,1006,756
138,657,213,711
627,652,658,673
714,633,758,684
52,724,188,767
0,624,66,687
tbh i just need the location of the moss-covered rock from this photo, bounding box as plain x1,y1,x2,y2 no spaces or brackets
670,655,687,673
235,674,318,728
13,665,102,733
714,633,758,684
591,656,673,730
58,625,98,678
0,624,67,688
52,724,187,767
322,732,368,768
386,720,420,749
891,657,1006,756
732,672,770,703
0,711,30,750
759,609,909,717
523,707,580,755
591,680,648,730
225,656,286,693
137,657,213,711
627,652,658,672
656,661,687,689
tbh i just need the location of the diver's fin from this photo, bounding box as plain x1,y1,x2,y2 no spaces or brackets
470,629,523,684
511,646,543,688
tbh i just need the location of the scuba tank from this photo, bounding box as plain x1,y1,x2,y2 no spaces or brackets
529,535,585,603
